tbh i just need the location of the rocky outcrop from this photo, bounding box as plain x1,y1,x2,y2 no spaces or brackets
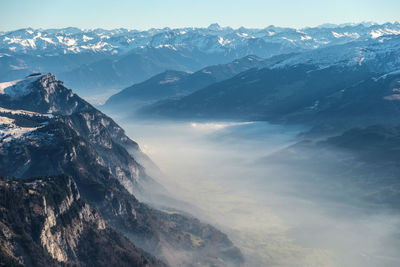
0,73,153,196
0,175,166,267
38,177,106,262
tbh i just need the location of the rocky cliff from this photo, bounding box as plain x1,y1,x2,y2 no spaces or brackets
0,175,166,267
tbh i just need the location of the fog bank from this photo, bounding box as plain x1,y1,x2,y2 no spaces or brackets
118,118,400,267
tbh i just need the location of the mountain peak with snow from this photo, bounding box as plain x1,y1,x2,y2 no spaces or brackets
0,73,92,114
1,22,399,56
0,74,43,99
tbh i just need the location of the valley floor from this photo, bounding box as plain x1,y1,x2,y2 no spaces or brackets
118,119,400,267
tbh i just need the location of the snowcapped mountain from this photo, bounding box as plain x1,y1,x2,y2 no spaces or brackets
1,22,399,100
275,35,400,73
108,30,400,119
1,22,400,57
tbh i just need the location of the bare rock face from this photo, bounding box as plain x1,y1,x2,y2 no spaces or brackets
0,175,166,267
38,177,106,262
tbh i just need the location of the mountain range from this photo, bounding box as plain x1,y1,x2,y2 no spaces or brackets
103,54,280,112
119,34,400,133
1,22,400,100
2,23,400,56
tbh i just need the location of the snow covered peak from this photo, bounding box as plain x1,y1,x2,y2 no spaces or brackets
274,35,400,73
1,22,399,56
0,73,59,98
0,72,88,115
0,74,42,99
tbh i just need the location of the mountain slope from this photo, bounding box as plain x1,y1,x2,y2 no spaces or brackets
139,64,375,123
0,175,166,267
57,46,234,96
263,124,400,210
0,74,244,266
104,55,276,113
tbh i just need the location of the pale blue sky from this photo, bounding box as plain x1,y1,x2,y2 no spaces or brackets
0,0,399,31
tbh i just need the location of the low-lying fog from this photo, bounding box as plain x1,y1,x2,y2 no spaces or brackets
114,117,400,267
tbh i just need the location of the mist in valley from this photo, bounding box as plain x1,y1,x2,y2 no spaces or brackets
107,116,400,267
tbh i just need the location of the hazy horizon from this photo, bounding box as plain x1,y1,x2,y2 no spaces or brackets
1,0,399,31
1,21,400,33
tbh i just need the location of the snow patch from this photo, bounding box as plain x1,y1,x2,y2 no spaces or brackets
10,65,26,70
371,30,384,39
0,116,40,143
0,76,41,98
40,37,55,44
332,32,360,39
377,70,400,80
82,35,94,42
155,44,177,50
281,37,295,43
301,35,312,40
384,94,400,101
159,77,180,84
64,38,77,46
0,107,47,117
0,80,21,94
237,32,249,38
202,70,212,74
